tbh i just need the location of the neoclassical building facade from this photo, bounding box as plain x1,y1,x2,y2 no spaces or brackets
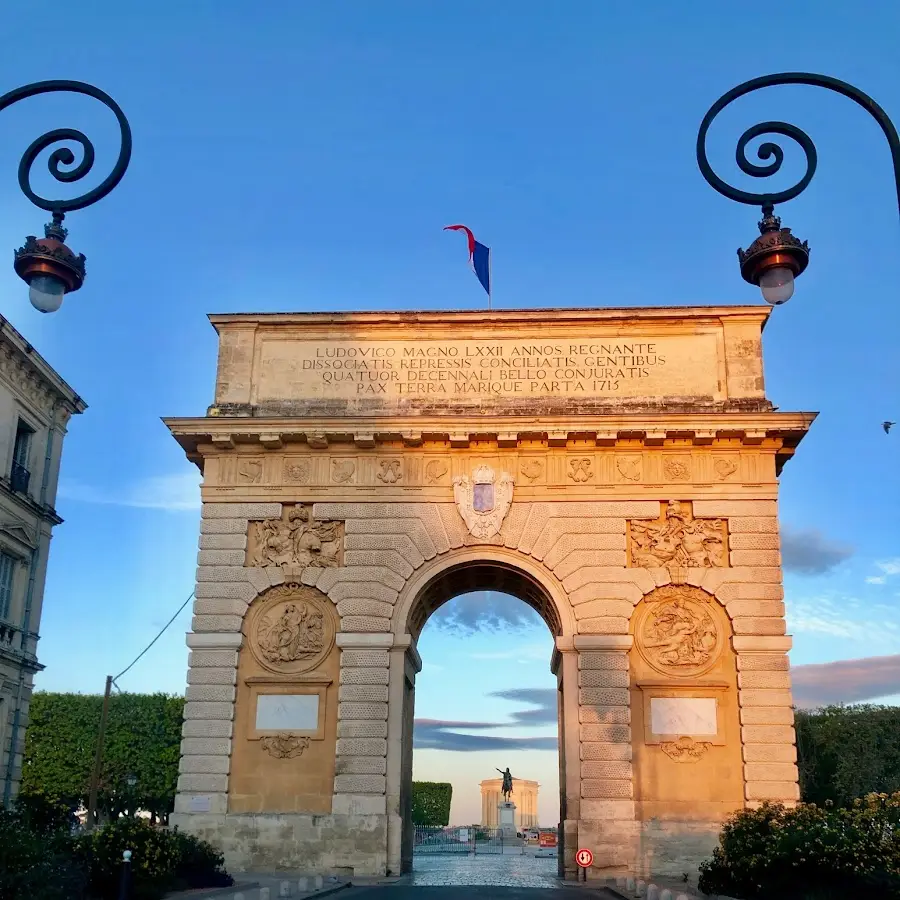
480,777,540,830
166,307,812,880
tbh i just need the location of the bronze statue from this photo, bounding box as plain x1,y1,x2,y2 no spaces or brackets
496,767,514,802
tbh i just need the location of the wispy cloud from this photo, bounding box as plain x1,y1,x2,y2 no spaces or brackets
490,688,557,725
429,591,544,635
57,471,201,511
793,654,900,708
876,559,900,577
781,526,854,575
414,719,558,752
867,576,887,585
470,643,551,664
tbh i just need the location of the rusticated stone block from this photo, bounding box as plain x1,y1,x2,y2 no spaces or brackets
344,533,425,568
197,549,246,567
188,650,238,669
579,799,636,819
738,670,792,689
742,725,795,744
740,689,793,708
335,737,388,757
567,582,644,605
745,762,799,783
728,516,779,534
333,774,386,794
578,652,629,670
729,532,780,550
246,567,271,594
344,550,415,578
732,617,786,636
530,517,627,560
580,723,631,743
580,759,633,780
726,600,786,619
199,533,247,551
580,742,632,761
183,701,235,721
736,653,789,672
200,518,253,535
322,565,406,593
192,597,249,618
335,755,387,775
730,549,782,568
733,636,792,651
187,667,238,686
578,706,630,725
740,707,795,726
719,566,783,584
716,582,784,603
581,778,633,799
340,667,390,685
172,793,227,815
579,687,630,706
181,737,231,756
194,581,257,601
181,719,233,738
337,702,388,721
202,502,281,520
196,566,249,584
577,617,630,635
191,615,244,634
554,550,628,580
579,669,629,688
573,600,634,621
339,684,389,703
179,755,231,775
340,649,390,668
742,742,797,763
337,721,388,739
345,519,437,560
541,533,627,571
340,616,391,633
745,781,800,801
436,503,469,549
335,598,394,619
177,773,228,793
692,500,777,518
185,684,237,703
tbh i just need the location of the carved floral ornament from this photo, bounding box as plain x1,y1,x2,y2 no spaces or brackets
247,583,335,675
634,585,724,678
260,733,310,759
659,735,711,762
246,504,344,569
453,464,514,540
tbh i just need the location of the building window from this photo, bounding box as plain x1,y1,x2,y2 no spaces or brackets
0,552,14,620
10,420,32,495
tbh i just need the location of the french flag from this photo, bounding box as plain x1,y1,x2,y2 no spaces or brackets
444,224,491,301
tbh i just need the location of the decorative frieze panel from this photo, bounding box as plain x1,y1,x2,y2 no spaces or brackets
246,504,344,568
628,500,728,572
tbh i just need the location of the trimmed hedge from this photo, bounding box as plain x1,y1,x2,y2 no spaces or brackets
698,794,900,899
411,781,452,826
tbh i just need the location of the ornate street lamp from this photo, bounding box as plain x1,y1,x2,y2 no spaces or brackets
1,80,131,312
697,73,900,305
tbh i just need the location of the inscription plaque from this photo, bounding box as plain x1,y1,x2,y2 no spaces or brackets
256,694,319,732
650,697,718,736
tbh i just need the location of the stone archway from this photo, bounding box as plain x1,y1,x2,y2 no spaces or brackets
166,307,813,881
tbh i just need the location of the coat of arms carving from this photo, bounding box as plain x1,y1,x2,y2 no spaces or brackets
453,465,514,540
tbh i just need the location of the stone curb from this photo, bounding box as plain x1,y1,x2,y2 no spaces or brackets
164,882,260,900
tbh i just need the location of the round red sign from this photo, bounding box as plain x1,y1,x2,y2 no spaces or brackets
576,847,593,868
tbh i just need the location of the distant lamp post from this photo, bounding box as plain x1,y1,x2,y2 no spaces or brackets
126,774,137,789
0,80,131,312
697,72,900,305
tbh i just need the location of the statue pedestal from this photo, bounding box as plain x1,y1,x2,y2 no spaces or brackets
497,801,517,838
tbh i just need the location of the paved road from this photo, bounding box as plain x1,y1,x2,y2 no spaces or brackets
406,854,564,888
350,888,615,900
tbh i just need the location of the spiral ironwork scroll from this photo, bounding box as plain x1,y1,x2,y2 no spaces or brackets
0,79,131,215
697,72,900,216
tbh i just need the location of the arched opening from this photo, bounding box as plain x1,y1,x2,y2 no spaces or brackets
393,556,570,885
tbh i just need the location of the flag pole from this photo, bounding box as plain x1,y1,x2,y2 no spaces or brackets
488,246,493,311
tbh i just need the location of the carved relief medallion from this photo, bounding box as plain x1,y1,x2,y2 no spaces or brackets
331,460,355,484
284,459,311,484
663,457,691,481
616,456,642,482
568,458,593,483
238,459,263,484
713,458,738,480
628,500,727,570
260,733,310,759
520,460,543,484
248,584,335,674
377,459,403,483
659,735,711,762
246,504,343,568
635,585,723,677
453,464,514,540
425,460,449,484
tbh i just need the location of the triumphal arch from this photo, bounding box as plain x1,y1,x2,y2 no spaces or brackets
166,306,813,880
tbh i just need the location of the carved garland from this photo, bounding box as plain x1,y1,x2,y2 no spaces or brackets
260,733,311,759
659,736,711,762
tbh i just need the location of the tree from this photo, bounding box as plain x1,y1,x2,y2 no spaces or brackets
795,704,900,806
411,782,452,826
20,692,184,823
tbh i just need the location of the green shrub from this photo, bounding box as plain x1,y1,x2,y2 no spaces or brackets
698,794,900,899
411,781,452,826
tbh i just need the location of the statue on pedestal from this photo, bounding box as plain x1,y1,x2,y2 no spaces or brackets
496,767,514,802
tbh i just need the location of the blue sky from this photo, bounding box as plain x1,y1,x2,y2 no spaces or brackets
1,2,898,825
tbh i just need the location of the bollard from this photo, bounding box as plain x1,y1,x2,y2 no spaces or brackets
659,890,674,900
279,881,290,897
298,876,309,892
260,888,271,900
675,895,690,900
647,884,660,900
313,875,323,890
636,879,647,897
626,877,636,893
118,849,133,900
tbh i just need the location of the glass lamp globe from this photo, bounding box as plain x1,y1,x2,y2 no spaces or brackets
28,274,66,313
758,266,795,306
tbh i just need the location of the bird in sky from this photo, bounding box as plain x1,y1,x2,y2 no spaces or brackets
884,421,895,434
